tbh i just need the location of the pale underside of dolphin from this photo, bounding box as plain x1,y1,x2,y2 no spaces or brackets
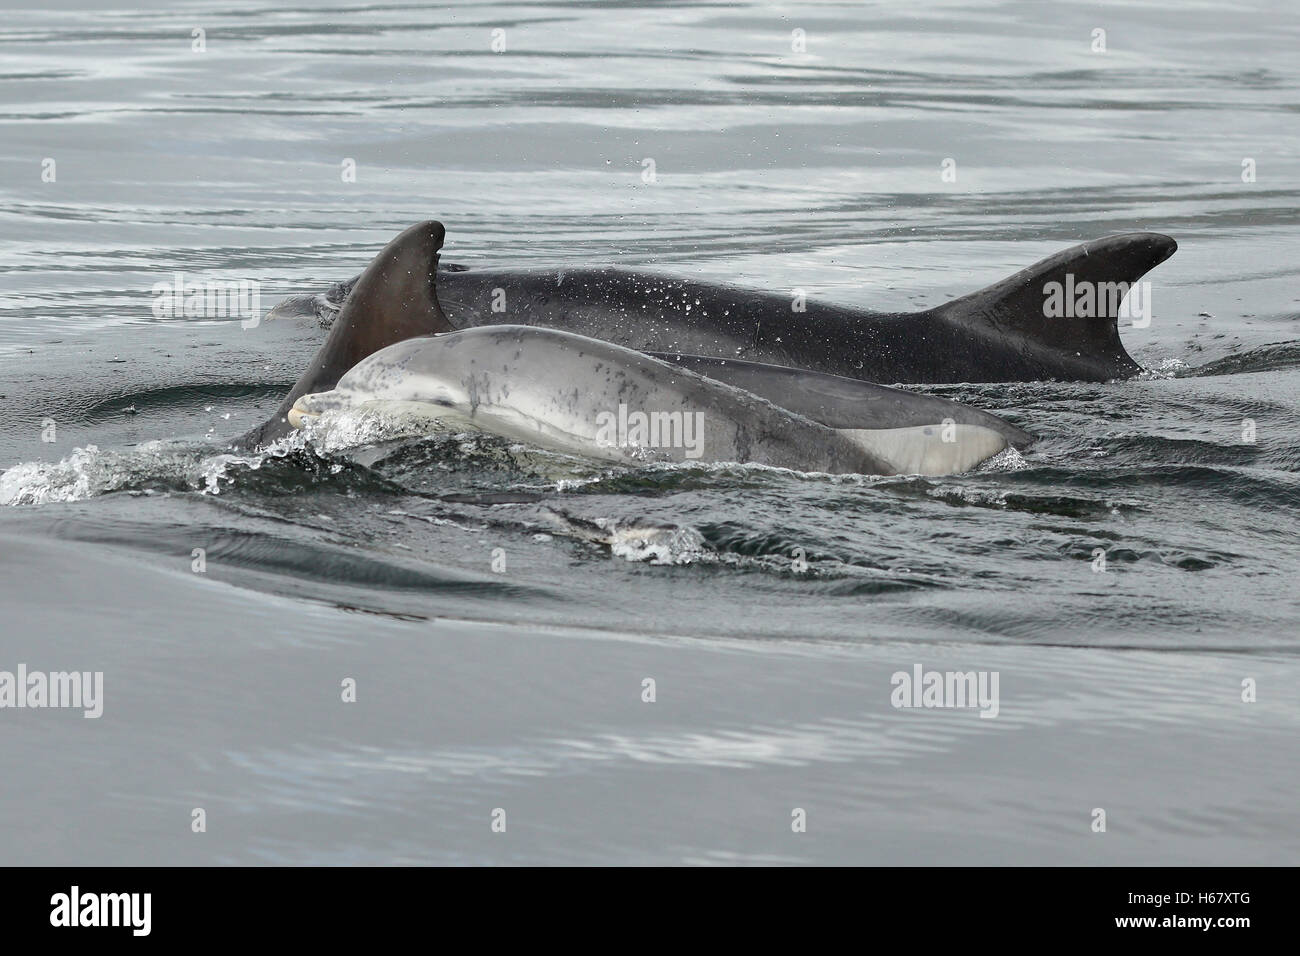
288,325,1012,477
267,223,1176,387
237,221,1036,453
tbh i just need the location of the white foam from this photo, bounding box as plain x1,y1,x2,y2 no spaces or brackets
977,445,1029,472
0,445,105,505
294,404,464,455
0,439,293,506
606,525,710,565
589,517,711,565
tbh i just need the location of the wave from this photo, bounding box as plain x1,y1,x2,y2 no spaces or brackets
1182,340,1300,377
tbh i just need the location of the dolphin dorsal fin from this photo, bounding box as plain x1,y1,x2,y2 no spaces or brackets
238,220,451,448
932,232,1176,380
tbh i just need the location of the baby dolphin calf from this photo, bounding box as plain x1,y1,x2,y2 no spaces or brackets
288,326,1012,476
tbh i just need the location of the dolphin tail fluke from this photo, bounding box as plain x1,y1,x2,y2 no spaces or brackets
931,233,1177,381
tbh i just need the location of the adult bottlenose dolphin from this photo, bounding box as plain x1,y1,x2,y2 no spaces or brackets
287,326,1013,477
267,222,1176,384
238,221,1034,451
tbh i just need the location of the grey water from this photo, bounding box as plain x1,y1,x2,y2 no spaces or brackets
1,0,1297,865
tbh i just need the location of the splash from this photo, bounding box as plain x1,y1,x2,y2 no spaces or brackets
1138,358,1189,380
601,519,711,565
978,445,1029,472
0,445,107,506
293,406,459,455
535,508,713,564
0,436,310,506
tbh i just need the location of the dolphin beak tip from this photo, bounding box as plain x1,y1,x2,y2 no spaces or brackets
287,400,316,430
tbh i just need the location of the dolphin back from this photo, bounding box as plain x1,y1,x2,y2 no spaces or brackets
649,353,1033,448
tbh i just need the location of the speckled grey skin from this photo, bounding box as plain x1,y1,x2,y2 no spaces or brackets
291,326,891,474
649,353,1033,448
290,326,1013,476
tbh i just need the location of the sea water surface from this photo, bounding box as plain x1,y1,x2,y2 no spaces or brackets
0,0,1297,865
